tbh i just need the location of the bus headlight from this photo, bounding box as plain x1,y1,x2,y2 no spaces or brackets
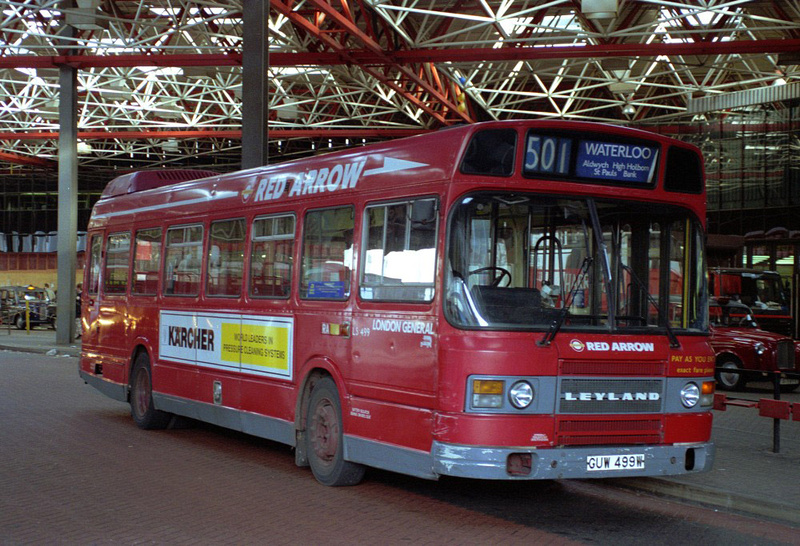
508,381,534,409
754,342,767,356
680,382,700,408
472,379,504,408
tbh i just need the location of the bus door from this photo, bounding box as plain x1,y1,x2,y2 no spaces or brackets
352,198,439,414
82,232,103,347
298,205,358,381
89,231,133,386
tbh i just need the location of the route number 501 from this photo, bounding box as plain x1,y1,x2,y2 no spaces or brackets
524,135,572,175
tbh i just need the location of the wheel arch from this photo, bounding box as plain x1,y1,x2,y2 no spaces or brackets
715,351,743,367
127,342,154,402
294,356,348,431
715,351,748,390
292,356,348,468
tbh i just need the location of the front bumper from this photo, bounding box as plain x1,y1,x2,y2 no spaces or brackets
432,441,715,480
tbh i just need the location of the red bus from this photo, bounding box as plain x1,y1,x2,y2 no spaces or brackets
80,120,716,485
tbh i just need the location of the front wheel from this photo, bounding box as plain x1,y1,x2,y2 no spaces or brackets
130,352,171,430
306,377,365,486
716,359,746,391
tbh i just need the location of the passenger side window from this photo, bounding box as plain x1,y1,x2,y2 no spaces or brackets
104,232,131,295
250,214,295,298
207,218,246,297
132,228,162,296
301,207,354,300
87,235,102,296
360,198,437,302
163,224,203,296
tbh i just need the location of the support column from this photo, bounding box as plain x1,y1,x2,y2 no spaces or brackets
56,64,79,344
241,0,269,169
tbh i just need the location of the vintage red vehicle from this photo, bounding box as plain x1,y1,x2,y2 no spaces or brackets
709,268,793,337
710,298,800,392
80,120,716,485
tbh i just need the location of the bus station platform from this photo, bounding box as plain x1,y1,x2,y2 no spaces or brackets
4,328,799,526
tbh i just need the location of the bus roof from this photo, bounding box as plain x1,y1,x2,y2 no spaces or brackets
100,169,219,199
90,120,704,227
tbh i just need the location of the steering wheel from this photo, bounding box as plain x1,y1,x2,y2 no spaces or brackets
467,266,511,287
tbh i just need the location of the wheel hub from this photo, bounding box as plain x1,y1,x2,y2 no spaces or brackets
310,400,338,465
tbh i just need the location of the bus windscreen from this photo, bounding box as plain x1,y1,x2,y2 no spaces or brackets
524,132,659,185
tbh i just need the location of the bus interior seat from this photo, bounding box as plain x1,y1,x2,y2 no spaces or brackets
470,286,542,323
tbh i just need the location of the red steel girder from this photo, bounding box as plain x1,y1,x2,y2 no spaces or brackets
0,128,427,141
8,121,797,142
390,39,800,64
306,0,383,56
0,151,56,167
270,0,461,125
0,53,243,69
2,40,799,70
293,0,472,123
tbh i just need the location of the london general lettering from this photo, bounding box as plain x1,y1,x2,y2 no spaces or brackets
371,319,434,335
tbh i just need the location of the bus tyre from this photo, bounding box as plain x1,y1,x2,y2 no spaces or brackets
15,314,25,330
716,359,746,391
306,377,365,486
130,353,171,430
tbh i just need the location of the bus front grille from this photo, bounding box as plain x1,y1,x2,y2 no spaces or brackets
556,417,663,446
558,378,664,414
560,360,665,376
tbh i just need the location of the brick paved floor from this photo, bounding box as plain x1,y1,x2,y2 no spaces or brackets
2,352,797,545
0,353,574,544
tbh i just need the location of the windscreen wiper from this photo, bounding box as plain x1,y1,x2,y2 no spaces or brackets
587,199,614,326
538,256,592,346
619,263,681,349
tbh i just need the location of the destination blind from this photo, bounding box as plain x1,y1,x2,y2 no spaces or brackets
575,139,659,183
524,132,659,184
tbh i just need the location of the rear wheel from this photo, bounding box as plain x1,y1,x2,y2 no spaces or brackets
306,377,365,486
15,314,25,330
716,359,746,391
130,352,171,430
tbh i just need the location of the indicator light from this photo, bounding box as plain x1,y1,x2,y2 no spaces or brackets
472,379,504,408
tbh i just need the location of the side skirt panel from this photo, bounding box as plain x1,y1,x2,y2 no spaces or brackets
155,392,439,480
344,435,437,480
153,392,296,447
80,370,127,402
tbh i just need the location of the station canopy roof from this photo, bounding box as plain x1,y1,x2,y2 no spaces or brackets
1,0,799,188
